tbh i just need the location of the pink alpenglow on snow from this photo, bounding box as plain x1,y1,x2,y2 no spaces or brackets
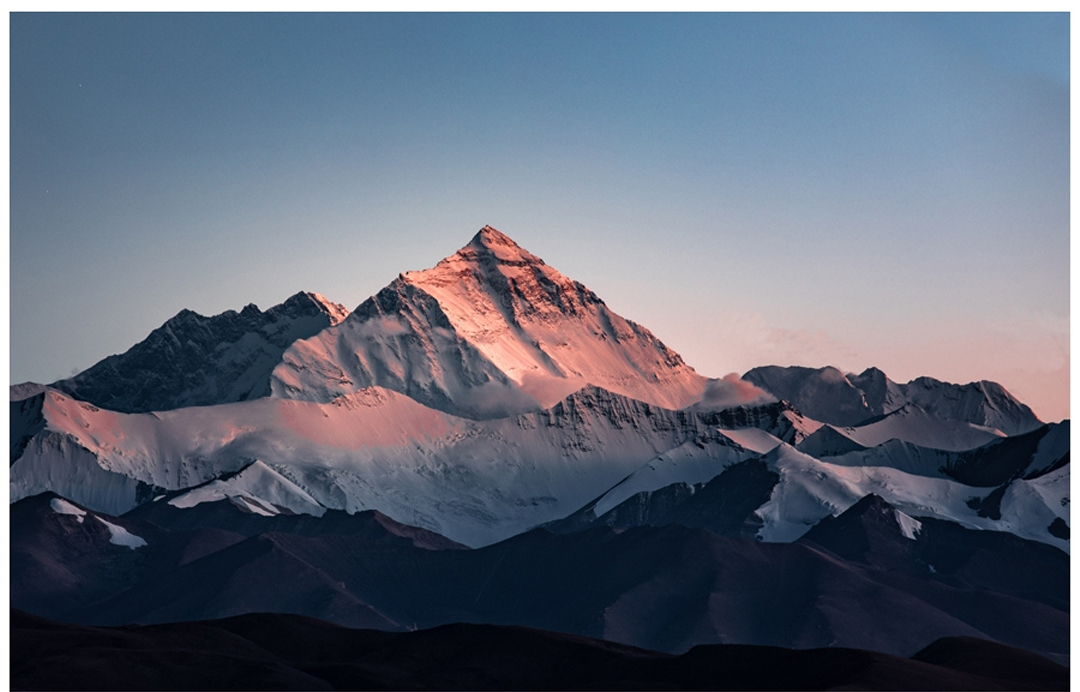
270,227,710,419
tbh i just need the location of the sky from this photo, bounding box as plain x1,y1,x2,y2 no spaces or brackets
9,12,1071,422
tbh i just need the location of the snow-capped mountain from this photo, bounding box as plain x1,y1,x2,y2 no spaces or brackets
10,224,1072,680
744,365,1042,435
270,227,709,419
48,292,348,413
9,226,1068,555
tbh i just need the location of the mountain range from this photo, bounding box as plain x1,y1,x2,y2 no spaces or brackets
10,226,1070,685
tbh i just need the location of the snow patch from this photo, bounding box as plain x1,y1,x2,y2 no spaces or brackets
229,494,278,517
94,516,147,549
1025,421,1070,477
894,509,922,540
50,497,86,522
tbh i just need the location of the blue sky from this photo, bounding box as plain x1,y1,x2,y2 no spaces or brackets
9,12,1070,421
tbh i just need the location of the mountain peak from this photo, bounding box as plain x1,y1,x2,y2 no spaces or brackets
279,291,349,325
273,226,709,416
473,224,516,248
447,225,544,267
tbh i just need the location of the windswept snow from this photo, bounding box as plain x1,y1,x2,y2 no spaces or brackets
1025,420,1070,477
13,378,1070,550
745,365,1042,435
833,405,1005,452
823,439,954,480
750,444,1060,547
50,497,86,522
9,229,1069,554
169,460,327,517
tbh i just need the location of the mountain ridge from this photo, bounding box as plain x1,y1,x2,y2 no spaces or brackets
744,365,1042,435
49,291,349,414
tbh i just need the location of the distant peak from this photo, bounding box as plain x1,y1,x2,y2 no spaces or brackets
275,292,349,325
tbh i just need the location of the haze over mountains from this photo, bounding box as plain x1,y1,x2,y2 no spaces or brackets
10,227,1070,678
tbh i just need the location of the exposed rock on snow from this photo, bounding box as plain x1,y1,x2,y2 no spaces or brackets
11,385,730,546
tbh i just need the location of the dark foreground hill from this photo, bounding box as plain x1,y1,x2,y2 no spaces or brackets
12,492,1068,664
11,609,1069,691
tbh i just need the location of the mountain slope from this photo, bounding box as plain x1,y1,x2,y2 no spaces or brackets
10,492,245,620
51,292,349,413
549,437,1070,550
18,507,1067,663
799,494,1069,613
271,227,709,418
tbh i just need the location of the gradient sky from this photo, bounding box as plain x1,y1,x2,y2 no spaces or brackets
9,13,1070,422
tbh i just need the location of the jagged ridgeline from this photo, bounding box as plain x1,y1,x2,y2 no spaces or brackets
10,226,1070,669
11,227,1065,550
50,292,349,413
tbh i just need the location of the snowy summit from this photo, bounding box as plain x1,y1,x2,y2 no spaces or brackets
271,226,709,418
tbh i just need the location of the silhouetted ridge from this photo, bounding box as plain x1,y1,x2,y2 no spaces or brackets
51,292,347,413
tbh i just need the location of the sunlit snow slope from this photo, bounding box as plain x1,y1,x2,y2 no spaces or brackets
11,386,728,546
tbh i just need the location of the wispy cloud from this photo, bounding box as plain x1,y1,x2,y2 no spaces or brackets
697,373,776,410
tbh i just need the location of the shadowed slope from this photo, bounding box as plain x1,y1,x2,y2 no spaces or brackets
12,609,1068,691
